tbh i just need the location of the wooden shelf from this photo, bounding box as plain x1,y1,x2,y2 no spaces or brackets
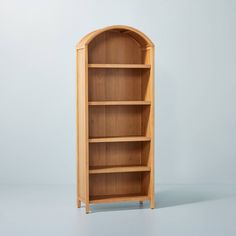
89,165,150,174
88,101,151,106
88,64,151,69
89,136,151,143
90,193,149,204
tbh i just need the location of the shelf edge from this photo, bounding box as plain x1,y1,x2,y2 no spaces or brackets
88,101,151,106
89,136,151,143
89,166,151,174
89,195,149,204
88,64,151,69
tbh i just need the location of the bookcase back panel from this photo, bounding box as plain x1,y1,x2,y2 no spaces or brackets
141,142,151,166
89,142,143,167
89,173,142,196
89,106,150,138
88,30,147,64
88,68,149,101
89,142,150,168
141,172,151,195
88,68,150,102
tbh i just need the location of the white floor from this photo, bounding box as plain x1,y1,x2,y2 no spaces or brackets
1,184,236,236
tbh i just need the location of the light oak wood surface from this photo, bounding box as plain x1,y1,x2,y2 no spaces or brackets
90,194,149,204
89,136,151,143
89,165,151,174
88,101,151,106
88,64,151,68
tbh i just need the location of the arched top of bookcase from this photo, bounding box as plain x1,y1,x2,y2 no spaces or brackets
76,25,154,49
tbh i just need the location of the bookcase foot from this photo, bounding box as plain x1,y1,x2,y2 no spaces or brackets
150,200,155,209
77,200,81,208
85,204,92,214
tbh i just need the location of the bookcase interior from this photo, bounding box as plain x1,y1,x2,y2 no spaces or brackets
88,30,150,64
89,105,150,138
88,68,150,101
89,141,150,167
89,172,150,202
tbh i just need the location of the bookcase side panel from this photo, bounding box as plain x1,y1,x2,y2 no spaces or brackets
149,47,155,207
77,48,89,203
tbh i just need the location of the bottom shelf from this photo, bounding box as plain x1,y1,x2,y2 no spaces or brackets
89,193,149,204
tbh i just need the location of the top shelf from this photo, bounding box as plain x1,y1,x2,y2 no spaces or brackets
88,64,151,69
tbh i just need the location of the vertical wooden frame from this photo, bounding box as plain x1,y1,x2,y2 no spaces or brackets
76,47,89,210
150,46,155,208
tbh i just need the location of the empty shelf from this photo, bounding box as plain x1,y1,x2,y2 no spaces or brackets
89,165,150,174
88,101,151,106
88,64,151,69
89,136,151,143
90,193,149,204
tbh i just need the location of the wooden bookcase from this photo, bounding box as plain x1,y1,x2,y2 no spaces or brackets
76,25,155,213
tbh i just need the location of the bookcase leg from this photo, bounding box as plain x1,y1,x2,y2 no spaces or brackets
85,204,91,214
150,199,155,209
77,199,81,208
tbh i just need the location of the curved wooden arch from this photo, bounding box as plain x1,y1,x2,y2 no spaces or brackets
76,25,154,49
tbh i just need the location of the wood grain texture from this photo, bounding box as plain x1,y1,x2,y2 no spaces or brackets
88,68,144,101
89,106,150,138
89,173,143,196
76,47,90,213
88,30,143,64
77,48,87,203
89,142,143,167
